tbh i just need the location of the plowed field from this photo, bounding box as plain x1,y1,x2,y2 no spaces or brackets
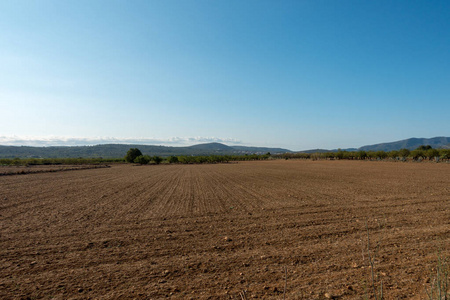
1,160,449,299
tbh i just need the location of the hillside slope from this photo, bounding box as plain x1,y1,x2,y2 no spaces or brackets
0,143,291,159
358,136,450,151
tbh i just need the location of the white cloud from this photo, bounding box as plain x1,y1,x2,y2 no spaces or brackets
0,136,242,147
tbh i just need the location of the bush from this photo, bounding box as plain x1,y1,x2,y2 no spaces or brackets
375,150,388,159
439,149,450,159
134,155,151,165
125,148,142,163
426,149,440,160
417,145,432,151
152,156,163,164
399,148,410,158
411,149,425,160
168,156,179,164
357,150,368,160
388,150,399,159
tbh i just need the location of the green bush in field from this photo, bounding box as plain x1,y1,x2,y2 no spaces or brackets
357,150,368,160
426,149,440,160
439,149,450,159
168,156,179,164
417,145,432,151
399,148,410,159
375,150,388,159
134,155,150,165
152,156,163,164
388,150,399,159
125,148,142,163
410,149,425,160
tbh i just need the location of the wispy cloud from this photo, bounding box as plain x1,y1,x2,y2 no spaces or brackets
0,136,242,147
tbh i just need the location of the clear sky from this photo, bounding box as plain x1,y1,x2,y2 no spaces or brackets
1,0,449,150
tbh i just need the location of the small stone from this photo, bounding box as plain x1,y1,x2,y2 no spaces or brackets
224,236,232,242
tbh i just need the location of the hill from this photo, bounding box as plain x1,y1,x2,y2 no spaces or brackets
0,143,292,159
2,137,449,158
298,137,450,153
187,142,235,152
358,136,450,152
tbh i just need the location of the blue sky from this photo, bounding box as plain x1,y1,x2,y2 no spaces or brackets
1,0,449,150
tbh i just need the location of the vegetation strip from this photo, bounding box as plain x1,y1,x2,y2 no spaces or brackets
0,165,111,176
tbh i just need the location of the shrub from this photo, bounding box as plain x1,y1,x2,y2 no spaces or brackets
357,150,368,160
439,149,450,159
417,145,432,151
411,149,425,160
152,156,163,165
134,155,150,165
426,149,440,160
168,156,179,164
375,150,388,159
399,148,410,158
388,150,399,159
125,148,142,163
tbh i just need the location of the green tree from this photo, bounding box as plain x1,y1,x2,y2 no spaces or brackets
356,150,367,160
425,149,439,160
125,148,143,163
168,156,179,164
388,150,399,159
398,148,410,158
411,149,425,160
439,149,450,159
375,151,388,159
152,156,163,165
417,145,432,151
367,151,377,160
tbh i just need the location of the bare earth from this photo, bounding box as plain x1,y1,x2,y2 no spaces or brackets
1,160,449,299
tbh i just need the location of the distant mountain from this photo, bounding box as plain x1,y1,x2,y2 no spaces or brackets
358,137,450,152
2,137,449,158
188,142,235,152
298,136,450,153
0,143,292,159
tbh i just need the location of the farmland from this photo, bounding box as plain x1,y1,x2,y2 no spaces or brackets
1,160,449,299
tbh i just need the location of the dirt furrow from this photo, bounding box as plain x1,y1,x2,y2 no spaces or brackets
1,161,449,299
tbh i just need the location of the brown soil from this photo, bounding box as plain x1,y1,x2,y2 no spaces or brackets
0,160,449,299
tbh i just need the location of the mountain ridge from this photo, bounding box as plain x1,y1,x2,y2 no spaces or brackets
298,136,450,153
0,137,449,158
0,143,291,159
357,136,450,152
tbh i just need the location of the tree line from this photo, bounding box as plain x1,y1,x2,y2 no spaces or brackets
274,146,450,161
124,148,271,165
2,145,448,167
